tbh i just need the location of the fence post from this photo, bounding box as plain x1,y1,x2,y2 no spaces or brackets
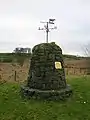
14,71,16,81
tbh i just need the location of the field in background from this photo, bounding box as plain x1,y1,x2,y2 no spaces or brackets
0,53,90,82
65,59,90,75
0,60,30,82
0,75,90,120
0,53,87,63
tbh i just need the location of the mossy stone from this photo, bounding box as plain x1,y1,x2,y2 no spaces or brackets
21,42,72,100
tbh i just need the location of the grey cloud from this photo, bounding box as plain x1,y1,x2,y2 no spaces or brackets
0,0,90,55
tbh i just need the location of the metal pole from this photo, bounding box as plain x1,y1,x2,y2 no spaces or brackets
39,19,56,43
46,22,49,43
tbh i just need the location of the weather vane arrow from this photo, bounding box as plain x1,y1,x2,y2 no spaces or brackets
38,19,57,43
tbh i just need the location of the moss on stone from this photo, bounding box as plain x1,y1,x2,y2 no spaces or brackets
21,42,72,100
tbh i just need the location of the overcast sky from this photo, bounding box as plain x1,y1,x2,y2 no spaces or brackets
0,0,90,56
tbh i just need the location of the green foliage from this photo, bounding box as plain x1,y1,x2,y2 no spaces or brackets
0,76,90,120
0,53,88,63
0,53,31,65
63,54,89,60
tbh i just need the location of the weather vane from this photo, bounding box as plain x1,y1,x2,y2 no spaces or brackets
38,19,57,43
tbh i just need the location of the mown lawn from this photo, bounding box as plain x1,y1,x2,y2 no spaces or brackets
0,75,90,120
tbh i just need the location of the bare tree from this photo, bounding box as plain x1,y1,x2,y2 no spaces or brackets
82,43,90,57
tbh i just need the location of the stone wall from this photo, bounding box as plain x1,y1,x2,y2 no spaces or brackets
27,42,67,90
21,42,72,100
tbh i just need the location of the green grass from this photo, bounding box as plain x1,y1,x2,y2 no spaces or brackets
0,76,90,120
0,53,31,64
0,53,88,63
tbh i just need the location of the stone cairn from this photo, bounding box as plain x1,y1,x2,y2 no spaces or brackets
21,42,72,100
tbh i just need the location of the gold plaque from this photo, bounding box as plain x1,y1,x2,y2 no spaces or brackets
55,62,62,69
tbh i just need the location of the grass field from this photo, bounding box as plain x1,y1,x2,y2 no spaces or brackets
0,75,90,120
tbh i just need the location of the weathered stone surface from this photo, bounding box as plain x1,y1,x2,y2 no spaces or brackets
21,84,72,100
21,42,72,100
